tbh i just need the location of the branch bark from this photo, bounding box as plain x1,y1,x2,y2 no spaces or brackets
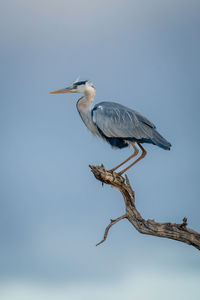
89,164,200,251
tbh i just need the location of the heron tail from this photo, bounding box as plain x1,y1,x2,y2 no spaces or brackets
151,130,171,150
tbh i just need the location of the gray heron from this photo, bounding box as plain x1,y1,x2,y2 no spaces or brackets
50,80,171,174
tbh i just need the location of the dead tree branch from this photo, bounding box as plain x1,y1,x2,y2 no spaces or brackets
89,164,200,251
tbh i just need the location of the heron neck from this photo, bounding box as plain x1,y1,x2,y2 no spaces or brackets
76,92,100,136
77,92,95,112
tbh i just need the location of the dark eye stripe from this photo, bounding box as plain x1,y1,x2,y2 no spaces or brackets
74,80,88,86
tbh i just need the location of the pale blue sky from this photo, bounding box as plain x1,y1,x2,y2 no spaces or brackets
0,0,200,299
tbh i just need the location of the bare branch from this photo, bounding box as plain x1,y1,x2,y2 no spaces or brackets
89,165,200,251
96,214,127,246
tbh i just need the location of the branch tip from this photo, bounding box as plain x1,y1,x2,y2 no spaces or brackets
180,217,188,228
96,214,127,246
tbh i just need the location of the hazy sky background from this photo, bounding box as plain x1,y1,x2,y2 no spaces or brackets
1,0,200,299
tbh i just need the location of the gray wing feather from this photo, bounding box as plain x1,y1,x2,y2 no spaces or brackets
92,102,155,140
134,110,156,129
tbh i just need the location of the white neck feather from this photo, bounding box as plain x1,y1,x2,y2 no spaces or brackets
76,88,99,136
77,87,96,112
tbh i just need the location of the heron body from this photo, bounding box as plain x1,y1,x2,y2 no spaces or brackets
50,80,171,174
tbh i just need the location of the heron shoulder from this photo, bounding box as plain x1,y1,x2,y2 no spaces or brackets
92,101,156,129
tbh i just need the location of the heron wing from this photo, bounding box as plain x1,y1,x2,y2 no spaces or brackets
92,102,156,140
133,110,156,129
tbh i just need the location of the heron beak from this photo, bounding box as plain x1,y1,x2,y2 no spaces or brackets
49,86,75,94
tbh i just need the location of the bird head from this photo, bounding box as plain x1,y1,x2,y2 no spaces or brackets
50,80,95,95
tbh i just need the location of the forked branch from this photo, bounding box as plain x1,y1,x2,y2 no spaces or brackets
89,165,200,251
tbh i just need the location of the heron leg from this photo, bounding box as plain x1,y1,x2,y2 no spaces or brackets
109,143,139,172
118,143,147,175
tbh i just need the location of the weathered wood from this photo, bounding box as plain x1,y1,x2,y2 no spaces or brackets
89,165,200,251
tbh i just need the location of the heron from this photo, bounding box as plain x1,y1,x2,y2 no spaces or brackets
50,80,171,174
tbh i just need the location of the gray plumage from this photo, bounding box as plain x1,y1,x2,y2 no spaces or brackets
91,101,171,150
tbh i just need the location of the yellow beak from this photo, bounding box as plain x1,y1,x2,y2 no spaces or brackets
49,87,74,94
